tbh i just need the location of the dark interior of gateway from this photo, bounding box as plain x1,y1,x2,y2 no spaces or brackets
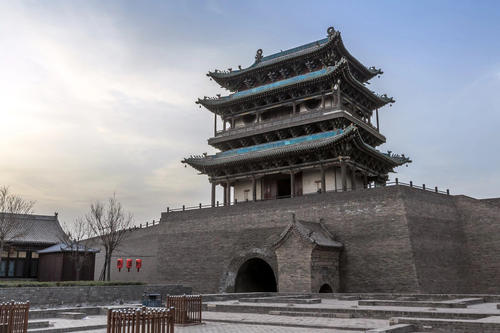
234,258,277,292
276,178,291,198
319,283,333,293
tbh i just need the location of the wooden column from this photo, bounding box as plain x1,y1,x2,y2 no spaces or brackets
252,177,257,201
351,167,357,191
363,173,368,189
290,171,295,198
222,183,227,205
231,118,235,129
226,181,231,205
321,94,325,109
336,80,342,108
376,109,379,131
340,161,347,192
223,118,227,131
213,114,217,136
292,102,296,114
320,166,326,193
211,182,216,207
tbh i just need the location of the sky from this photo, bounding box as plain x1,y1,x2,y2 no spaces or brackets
1,0,500,226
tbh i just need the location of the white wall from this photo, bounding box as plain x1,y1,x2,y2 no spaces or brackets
234,179,262,202
301,167,364,194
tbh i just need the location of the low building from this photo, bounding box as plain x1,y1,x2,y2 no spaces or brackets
37,243,99,281
0,213,65,279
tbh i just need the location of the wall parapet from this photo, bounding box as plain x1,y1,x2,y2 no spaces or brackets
0,284,191,307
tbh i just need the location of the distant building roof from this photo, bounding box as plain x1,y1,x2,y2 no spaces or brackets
37,243,100,254
0,213,66,245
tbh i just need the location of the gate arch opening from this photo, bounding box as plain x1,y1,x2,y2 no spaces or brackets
319,283,333,293
234,258,277,292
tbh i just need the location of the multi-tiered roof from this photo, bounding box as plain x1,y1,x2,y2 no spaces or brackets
184,27,410,185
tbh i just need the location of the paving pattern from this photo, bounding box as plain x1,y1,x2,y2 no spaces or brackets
77,322,363,333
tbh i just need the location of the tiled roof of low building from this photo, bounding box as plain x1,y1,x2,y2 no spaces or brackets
274,214,343,249
38,243,100,254
0,213,66,245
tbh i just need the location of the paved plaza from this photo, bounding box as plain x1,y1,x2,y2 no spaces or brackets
23,293,500,332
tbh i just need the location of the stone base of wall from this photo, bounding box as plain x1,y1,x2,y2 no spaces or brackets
0,284,191,307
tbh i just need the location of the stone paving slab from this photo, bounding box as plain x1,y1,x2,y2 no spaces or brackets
77,322,364,333
202,311,388,330
206,298,500,319
28,312,382,332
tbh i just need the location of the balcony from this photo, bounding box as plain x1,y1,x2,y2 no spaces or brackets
208,108,385,149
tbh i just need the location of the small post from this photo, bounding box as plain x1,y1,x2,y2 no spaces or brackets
234,198,237,204
435,186,438,193
146,222,148,227
422,184,426,191
410,181,413,188
447,189,450,195
182,205,185,211
217,200,219,207
199,203,202,209
395,178,399,185
167,207,169,213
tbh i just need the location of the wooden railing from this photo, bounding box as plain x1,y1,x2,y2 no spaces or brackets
107,307,174,333
165,295,202,325
0,301,30,333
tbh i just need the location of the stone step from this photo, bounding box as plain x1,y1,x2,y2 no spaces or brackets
359,298,484,309
392,316,500,333
366,324,416,333
29,307,103,320
28,321,51,329
56,312,87,320
239,295,312,303
205,302,489,320
269,310,354,318
28,324,107,333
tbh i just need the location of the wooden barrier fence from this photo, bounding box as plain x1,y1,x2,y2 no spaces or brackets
165,295,202,325
107,307,174,333
0,301,30,333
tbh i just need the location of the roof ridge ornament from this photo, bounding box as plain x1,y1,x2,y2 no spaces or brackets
255,49,263,63
327,26,336,39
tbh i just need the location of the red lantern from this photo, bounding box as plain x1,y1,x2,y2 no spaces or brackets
117,258,123,272
126,258,133,272
136,259,142,272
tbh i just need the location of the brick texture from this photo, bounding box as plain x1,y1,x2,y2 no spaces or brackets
93,186,500,294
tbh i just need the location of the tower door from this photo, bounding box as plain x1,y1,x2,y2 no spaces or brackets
262,177,277,200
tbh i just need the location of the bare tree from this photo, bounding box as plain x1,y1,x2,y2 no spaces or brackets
61,218,93,281
86,194,133,281
0,186,35,262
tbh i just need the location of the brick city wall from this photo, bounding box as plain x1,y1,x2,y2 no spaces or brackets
93,186,500,294
455,195,500,293
274,229,314,292
311,247,340,293
399,188,471,293
0,284,191,306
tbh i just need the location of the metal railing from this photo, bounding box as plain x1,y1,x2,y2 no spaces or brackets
166,295,202,325
107,307,174,333
0,301,29,333
165,179,450,214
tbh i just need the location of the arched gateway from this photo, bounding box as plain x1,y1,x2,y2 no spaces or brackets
234,258,277,292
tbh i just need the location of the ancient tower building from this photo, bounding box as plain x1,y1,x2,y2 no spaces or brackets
101,27,500,295
183,27,410,205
